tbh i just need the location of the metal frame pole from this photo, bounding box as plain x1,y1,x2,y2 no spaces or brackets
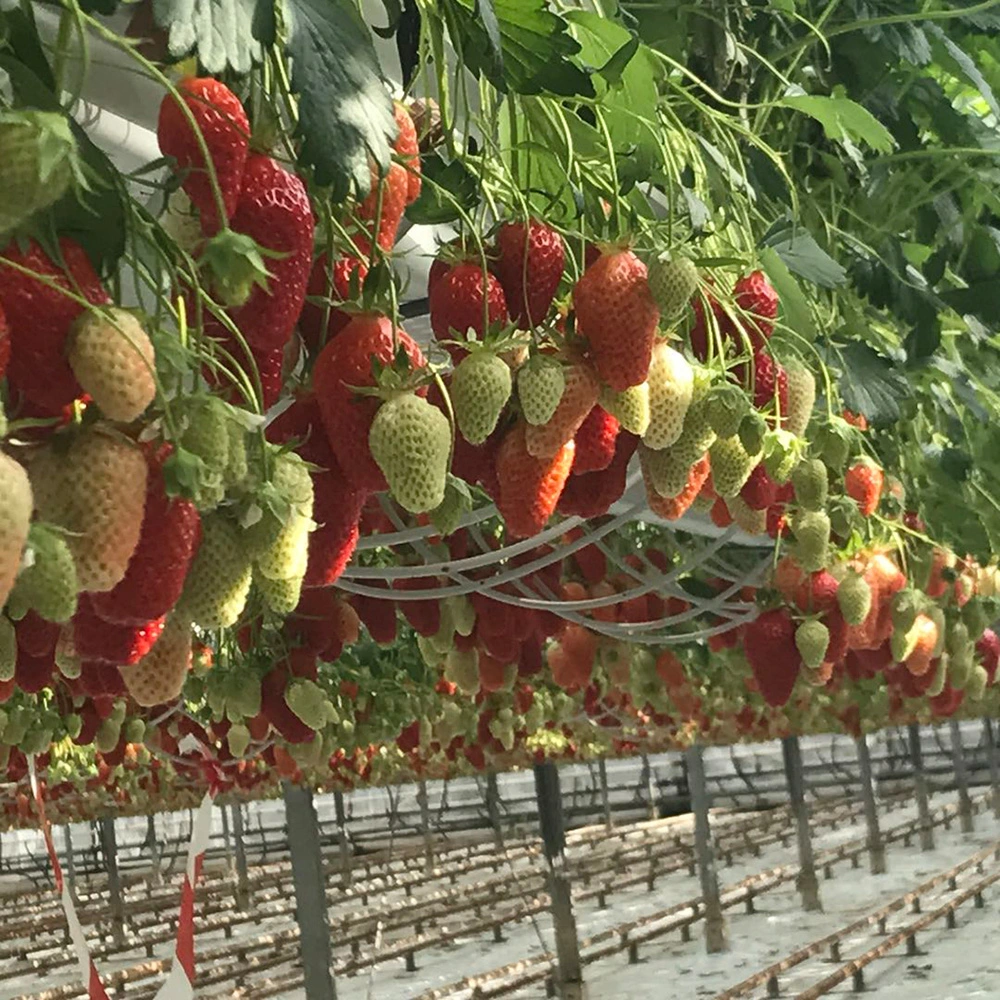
781,736,822,912
949,720,975,833
686,744,728,952
641,754,659,820
855,735,886,874
984,718,1000,819
486,771,503,846
597,759,612,832
908,723,935,850
282,782,336,1000
534,762,584,999
333,790,352,886
232,802,250,909
63,825,77,903
99,815,126,945
416,780,435,875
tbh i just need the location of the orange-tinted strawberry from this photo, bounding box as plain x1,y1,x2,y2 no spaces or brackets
496,423,574,538
525,362,599,458
393,101,422,203
644,453,711,521
845,460,884,517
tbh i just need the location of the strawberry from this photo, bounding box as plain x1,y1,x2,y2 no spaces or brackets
6,524,77,623
175,513,252,628
727,494,767,534
646,253,698,318
394,101,422,203
451,349,512,445
574,249,658,390
740,463,779,511
247,452,314,585
73,597,164,666
496,423,574,538
0,237,110,414
644,452,711,521
643,342,694,450
743,608,801,707
795,569,840,615
260,666,314,743
733,270,778,351
493,219,565,328
393,577,442,636
845,460,884,517
558,431,638,518
518,356,565,426
313,314,426,492
525,362,599,458
791,458,827,511
784,358,816,436
708,435,757,498
67,308,156,423
29,424,148,592
299,249,369,353
369,393,450,512
639,443,693,499
748,350,788,415
0,110,78,235
571,406,619,474
357,159,408,253
0,300,9,380
792,511,830,572
157,77,249,235
352,592,397,645
90,448,201,625
977,629,1000,684
306,465,366,587
430,262,508,360
600,381,650,437
795,620,829,670
0,453,31,610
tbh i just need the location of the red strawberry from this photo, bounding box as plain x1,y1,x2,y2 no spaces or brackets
557,432,637,520
645,452,711,521
313,314,426,492
743,608,801,707
795,569,840,614
393,101,422,203
766,504,788,538
260,666,313,743
0,237,109,414
157,77,249,235
977,628,999,683
90,448,201,626
266,390,335,467
357,159,408,252
733,270,778,352
496,423,574,538
351,592,397,645
0,301,9,379
574,249,659,391
73,598,165,666
299,249,369,354
493,219,564,328
15,612,59,657
429,262,508,360
823,608,850,665
845,460,884,517
749,351,788,415
740,463,779,511
393,577,441,636
572,406,619,474
306,465,366,587
15,648,55,694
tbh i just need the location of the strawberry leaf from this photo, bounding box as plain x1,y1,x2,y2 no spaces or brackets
152,0,267,73
834,341,910,428
283,0,397,200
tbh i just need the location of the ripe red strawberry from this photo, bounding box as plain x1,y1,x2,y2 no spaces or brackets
393,577,441,636
394,101,422,203
0,237,109,414
357,158,408,252
260,666,313,743
266,389,335,467
496,423,574,538
429,262,508,360
749,351,788,415
15,647,55,694
733,270,778,352
573,249,659,391
743,607,801,707
795,569,840,614
644,452,711,521
299,249,369,353
557,433,637,519
90,447,201,626
15,611,59,657
0,301,9,379
351,592,398,645
572,406,619,474
845,460,884,517
313,314,426,492
73,597,165,666
739,463,779,511
493,219,565,328
157,77,249,235
977,628,1000,683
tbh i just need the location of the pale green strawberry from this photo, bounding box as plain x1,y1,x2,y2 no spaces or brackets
967,664,989,700
256,571,304,615
176,513,253,628
670,367,716,466
792,511,830,572
791,458,827,512
836,570,871,626
646,253,698,318
451,351,512,445
444,647,480,696
784,358,816,437
369,393,451,513
517,356,565,425
643,341,693,450
795,619,829,670
708,435,757,497
0,616,14,682
705,383,750,439
600,381,650,436
7,523,78,623
639,443,692,499
178,395,231,509
228,722,251,758
727,494,766,534
285,679,330,731
0,452,32,611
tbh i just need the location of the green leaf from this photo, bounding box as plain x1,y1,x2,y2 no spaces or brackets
778,91,895,154
834,341,910,428
476,0,505,80
759,246,816,343
761,220,846,288
4,8,55,91
284,0,396,200
597,34,639,86
941,279,1000,325
441,0,594,97
152,0,266,73
926,24,1000,120
406,154,479,225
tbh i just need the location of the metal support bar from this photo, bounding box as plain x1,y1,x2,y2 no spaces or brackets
221,801,233,871
98,816,126,944
232,803,250,909
486,771,503,846
781,737,822,912
855,736,886,875
641,754,659,820
949,720,974,834
984,718,1000,820
534,762,585,1000
686,744,728,953
282,782,336,1000
416,780,435,875
333,791,352,886
146,814,162,887
63,825,77,903
908,723,935,851
597,759,612,833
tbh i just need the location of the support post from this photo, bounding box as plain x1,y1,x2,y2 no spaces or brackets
641,754,659,820
63,825,77,903
232,803,250,909
686,744,728,952
220,800,233,870
486,771,503,847
534,762,584,1000
416,780,435,875
99,815,126,944
984,718,1000,819
333,791,352,886
949,720,974,834
597,758,612,833
146,814,162,887
781,737,822,912
855,735,886,874
908,723,935,851
282,782,336,1000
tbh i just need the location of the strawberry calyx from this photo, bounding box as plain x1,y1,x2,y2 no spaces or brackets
199,228,283,308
